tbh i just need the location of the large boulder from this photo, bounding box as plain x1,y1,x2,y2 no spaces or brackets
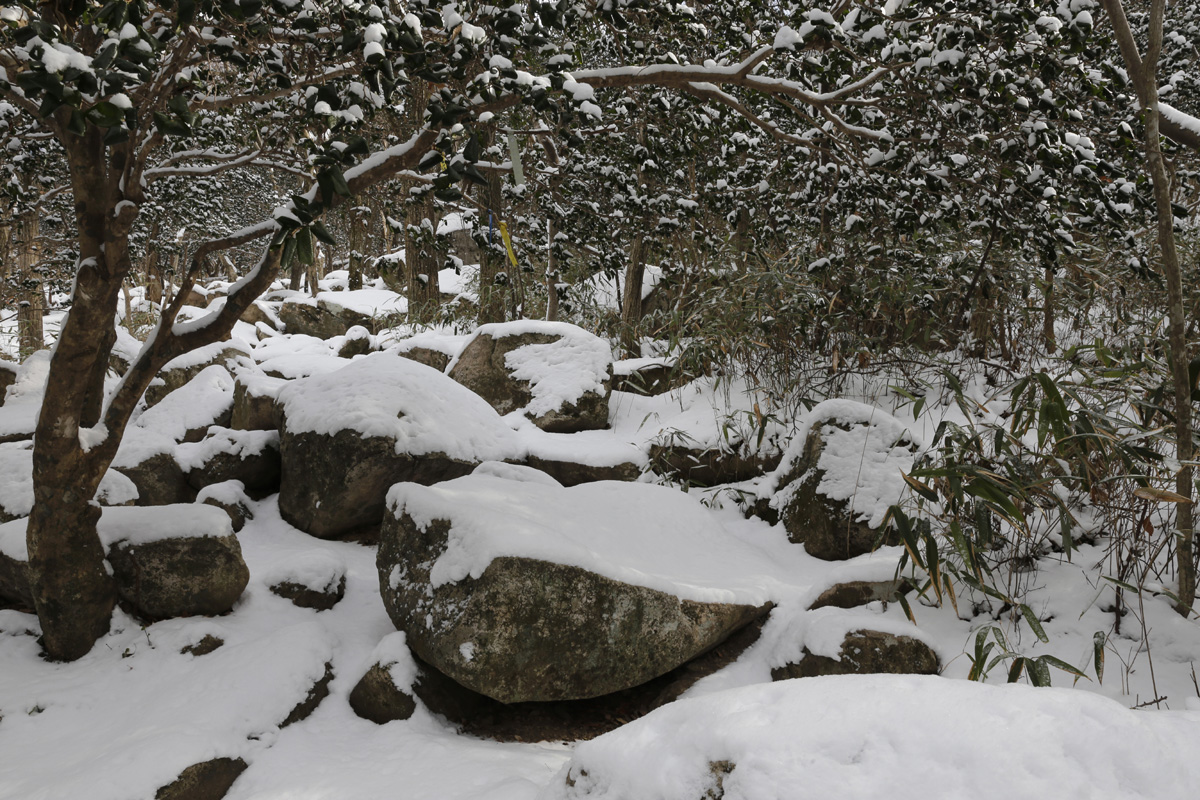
99,504,249,619
277,290,404,339
378,467,776,703
448,321,613,432
0,518,33,609
761,400,918,560
230,373,286,431
0,359,18,404
277,353,522,538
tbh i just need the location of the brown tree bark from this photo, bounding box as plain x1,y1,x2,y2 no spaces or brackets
620,235,648,358
15,214,44,357
1100,0,1196,615
477,139,508,325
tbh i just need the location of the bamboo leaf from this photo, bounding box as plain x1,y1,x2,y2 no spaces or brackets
1020,604,1050,643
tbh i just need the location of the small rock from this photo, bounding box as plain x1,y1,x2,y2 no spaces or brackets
180,634,225,656
197,480,253,533
771,629,939,680
154,757,247,800
809,579,914,610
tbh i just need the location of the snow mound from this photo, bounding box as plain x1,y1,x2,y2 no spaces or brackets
387,472,813,606
542,675,1200,800
278,352,522,462
98,503,234,547
262,549,347,594
0,617,334,800
0,350,51,440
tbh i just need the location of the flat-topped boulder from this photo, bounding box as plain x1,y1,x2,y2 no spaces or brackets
277,353,523,538
448,321,613,432
378,466,780,703
1,504,248,619
99,504,249,620
760,400,919,560
277,290,406,339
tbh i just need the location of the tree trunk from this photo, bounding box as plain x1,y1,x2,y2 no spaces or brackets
15,214,44,357
478,157,507,325
620,235,647,358
1100,0,1195,615
348,206,367,291
545,217,560,321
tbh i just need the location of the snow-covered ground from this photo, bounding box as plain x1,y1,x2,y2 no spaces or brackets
2,285,1199,799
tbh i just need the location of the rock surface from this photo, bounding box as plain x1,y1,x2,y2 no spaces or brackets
100,505,249,620
448,321,612,432
277,354,520,538
378,472,775,704
771,629,940,680
767,401,918,560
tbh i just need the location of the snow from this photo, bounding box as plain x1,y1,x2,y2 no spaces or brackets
0,445,137,521
761,399,919,529
97,504,233,547
0,350,51,441
448,321,613,419
262,549,346,594
277,353,522,462
541,675,1200,800
175,428,278,472
387,472,811,606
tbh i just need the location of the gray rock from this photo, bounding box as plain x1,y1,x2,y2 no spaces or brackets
809,579,914,610
154,757,247,800
378,511,767,703
449,322,612,432
278,298,376,339
772,416,915,561
524,455,641,486
270,575,345,611
349,662,418,724
279,662,335,727
336,326,373,358
276,354,519,538
118,452,195,507
230,374,284,431
649,444,780,487
0,545,32,610
197,480,253,533
280,429,477,538
180,428,281,495
0,360,17,406
145,346,246,408
102,506,249,620
771,629,939,680
397,345,452,372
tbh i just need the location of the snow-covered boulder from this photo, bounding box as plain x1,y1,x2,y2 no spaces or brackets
0,359,18,404
377,468,774,703
336,325,373,358
542,675,1200,800
100,505,249,619
389,329,469,373
231,373,286,431
0,350,50,443
0,518,33,608
265,550,347,611
348,632,419,724
1,504,249,619
198,480,253,532
144,341,249,408
114,364,241,505
177,427,281,495
448,321,613,432
277,353,523,538
277,290,403,339
762,400,918,560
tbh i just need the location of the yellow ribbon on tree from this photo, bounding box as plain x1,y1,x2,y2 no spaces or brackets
499,221,519,269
